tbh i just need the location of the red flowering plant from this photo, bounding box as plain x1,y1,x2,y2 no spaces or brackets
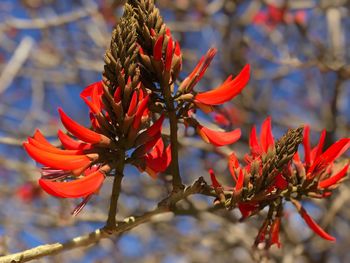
18,0,349,260
209,117,349,248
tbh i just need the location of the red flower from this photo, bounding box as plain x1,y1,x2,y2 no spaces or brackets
24,81,170,209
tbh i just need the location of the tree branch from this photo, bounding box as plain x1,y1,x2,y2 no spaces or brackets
163,84,184,192
105,157,125,230
0,177,209,263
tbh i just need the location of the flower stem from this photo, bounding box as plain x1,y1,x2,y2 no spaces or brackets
163,84,184,192
105,157,125,230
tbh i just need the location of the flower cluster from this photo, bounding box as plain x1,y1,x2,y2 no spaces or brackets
23,80,170,214
210,118,349,247
22,0,349,250
23,1,250,213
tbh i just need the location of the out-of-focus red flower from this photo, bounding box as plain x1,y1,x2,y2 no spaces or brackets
253,4,308,30
16,182,42,203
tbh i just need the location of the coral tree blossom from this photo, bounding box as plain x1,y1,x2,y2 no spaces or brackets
209,117,349,247
24,81,171,213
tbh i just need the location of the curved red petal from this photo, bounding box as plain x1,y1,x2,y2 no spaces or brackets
249,126,261,155
80,81,103,98
303,125,311,166
24,143,91,170
235,169,244,191
28,137,83,155
153,35,164,61
165,37,173,71
300,207,336,241
319,164,349,189
270,218,281,248
114,87,121,103
147,114,165,137
81,96,101,114
39,170,105,198
309,138,350,174
195,64,250,105
58,108,102,144
57,130,93,150
33,129,53,147
260,117,274,153
197,125,241,147
209,169,221,188
127,91,138,116
315,130,326,159
132,95,149,129
228,152,239,182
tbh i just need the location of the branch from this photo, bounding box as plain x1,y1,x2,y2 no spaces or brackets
105,158,125,230
163,85,184,192
0,178,209,262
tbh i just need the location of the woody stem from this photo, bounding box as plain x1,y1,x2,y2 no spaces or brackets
105,156,125,230
164,85,184,192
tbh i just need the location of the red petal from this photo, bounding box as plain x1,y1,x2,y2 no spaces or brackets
165,27,171,36
80,81,103,98
132,132,161,158
299,207,336,241
153,35,164,61
165,37,173,71
235,169,244,191
174,41,181,56
319,164,349,189
39,170,105,198
57,130,93,150
145,142,171,177
249,126,261,155
303,125,311,166
209,169,221,188
58,108,102,144
309,138,350,174
270,218,282,248
33,129,53,147
114,87,121,103
238,202,258,219
274,173,288,190
28,137,83,155
197,48,217,81
260,117,274,152
195,64,250,105
213,113,230,126
197,125,241,147
127,91,138,116
81,96,101,114
293,152,301,163
229,152,239,182
132,95,150,129
314,129,326,161
23,143,91,170
147,114,165,137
